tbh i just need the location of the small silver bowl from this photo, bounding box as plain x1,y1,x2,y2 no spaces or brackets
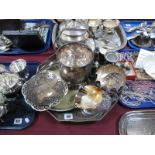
104,51,121,63
75,85,112,115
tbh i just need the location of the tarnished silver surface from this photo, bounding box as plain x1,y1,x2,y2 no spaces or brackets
57,43,94,84
22,70,68,111
58,43,93,67
119,110,155,135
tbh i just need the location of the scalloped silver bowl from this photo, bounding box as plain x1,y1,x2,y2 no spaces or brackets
22,70,68,111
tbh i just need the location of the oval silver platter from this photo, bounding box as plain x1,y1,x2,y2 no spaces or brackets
119,110,155,135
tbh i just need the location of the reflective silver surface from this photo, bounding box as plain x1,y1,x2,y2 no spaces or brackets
59,20,89,43
9,59,27,73
0,64,7,73
75,85,112,111
103,19,120,33
96,64,126,92
104,52,121,63
0,35,12,52
119,110,155,135
95,22,127,53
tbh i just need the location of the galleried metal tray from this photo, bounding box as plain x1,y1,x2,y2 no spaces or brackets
48,97,118,123
119,110,155,135
38,60,119,122
52,21,127,52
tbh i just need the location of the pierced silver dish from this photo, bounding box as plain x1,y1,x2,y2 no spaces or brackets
22,70,68,111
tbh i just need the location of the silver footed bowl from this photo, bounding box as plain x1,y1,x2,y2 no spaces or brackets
75,85,112,111
22,70,68,111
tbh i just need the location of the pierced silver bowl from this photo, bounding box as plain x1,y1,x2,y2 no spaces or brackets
22,70,68,111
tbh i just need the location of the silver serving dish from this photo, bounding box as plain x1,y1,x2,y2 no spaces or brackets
48,91,118,122
119,110,155,135
37,58,79,112
96,64,126,92
75,85,112,113
22,70,68,111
